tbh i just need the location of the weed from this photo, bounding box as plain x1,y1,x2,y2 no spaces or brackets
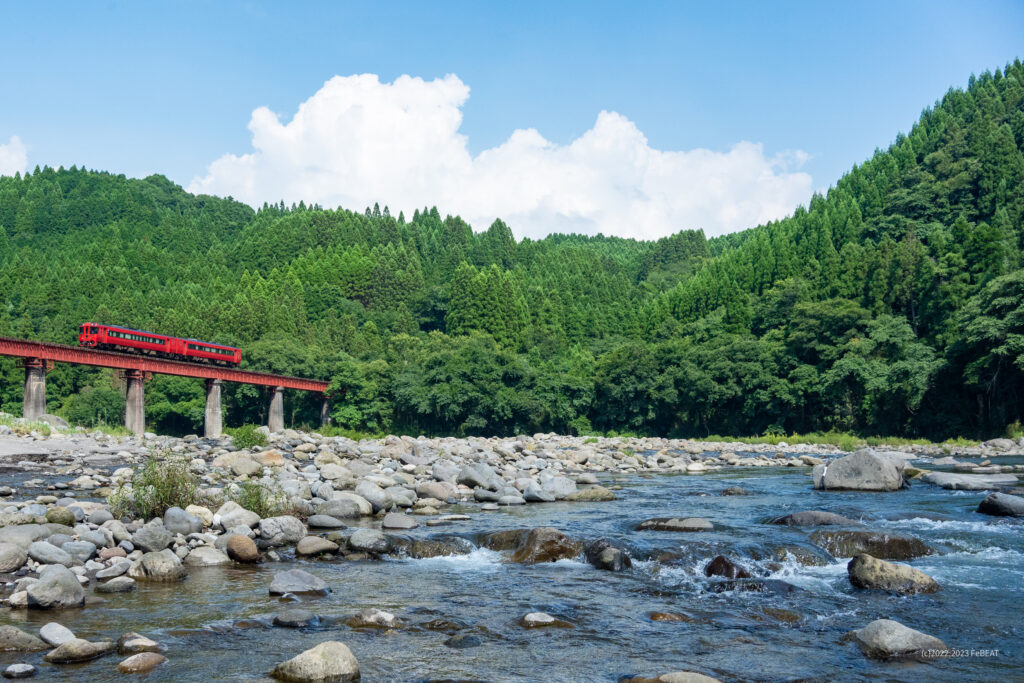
225,424,268,449
108,453,200,520
226,480,295,519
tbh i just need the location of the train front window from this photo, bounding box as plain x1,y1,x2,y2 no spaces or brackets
90,327,98,334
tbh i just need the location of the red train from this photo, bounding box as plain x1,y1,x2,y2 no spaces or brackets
78,323,242,366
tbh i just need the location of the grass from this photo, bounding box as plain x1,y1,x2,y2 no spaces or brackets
314,425,386,440
694,431,980,451
224,424,268,449
108,453,201,520
226,480,295,519
0,414,52,436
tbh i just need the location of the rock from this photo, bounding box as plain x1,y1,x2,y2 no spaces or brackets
95,576,136,593
43,638,115,663
354,481,392,513
584,539,632,571
307,515,345,529
977,492,1024,517
921,472,1018,490
296,536,339,556
540,475,577,499
45,507,76,526
704,555,751,579
345,607,399,629
128,549,186,582
444,634,481,648
1,663,36,679
0,542,27,572
259,516,307,546
812,449,904,491
843,618,948,660
510,527,582,563
117,652,166,673
163,507,202,535
770,510,861,526
381,512,417,529
519,612,573,628
648,612,694,623
131,525,174,553
347,528,389,554
416,481,455,501
231,456,262,477
315,499,362,519
226,534,260,562
269,569,330,595
0,626,47,652
457,463,501,491
270,641,360,682
39,623,75,646
184,546,231,566
983,437,1016,451
214,501,261,529
61,541,96,564
116,632,164,655
566,486,617,502
400,538,474,559
720,486,749,496
625,673,722,683
809,530,932,560
185,505,213,526
522,481,555,503
27,565,85,609
274,609,319,628
636,517,713,532
847,554,940,594
27,541,73,567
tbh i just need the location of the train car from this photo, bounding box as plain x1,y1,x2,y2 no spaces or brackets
78,323,242,365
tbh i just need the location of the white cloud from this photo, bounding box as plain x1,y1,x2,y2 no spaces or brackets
190,74,813,240
0,136,27,177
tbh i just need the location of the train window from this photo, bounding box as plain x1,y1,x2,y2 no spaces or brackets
90,327,98,334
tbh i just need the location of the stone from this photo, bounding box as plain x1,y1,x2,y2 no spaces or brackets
0,626,47,652
381,512,418,529
415,481,455,501
27,541,73,567
566,485,617,502
43,638,115,663
88,509,113,525
983,437,1016,451
584,538,632,571
345,607,399,629
269,569,330,596
2,663,36,679
45,507,75,526
704,555,751,579
296,536,339,556
636,517,714,532
27,565,85,609
131,525,174,553
519,612,573,628
0,542,27,572
522,482,555,503
315,499,362,519
400,538,474,559
226,534,260,562
843,619,948,660
95,576,136,593
977,491,1024,517
457,463,501,491
128,549,186,582
270,641,360,682
444,633,481,648
812,449,904,491
214,501,261,529
95,560,130,579
185,505,214,526
347,528,389,554
307,515,345,529
274,609,319,628
117,653,166,673
354,481,393,513
625,673,722,683
259,516,307,546
540,475,577,499
810,530,932,560
510,527,582,563
920,472,1018,490
163,507,202,535
39,623,75,646
770,510,861,526
117,632,164,655
184,546,231,566
847,554,940,594
60,541,96,564
231,456,262,477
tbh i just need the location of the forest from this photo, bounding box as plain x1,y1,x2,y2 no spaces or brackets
1,63,1023,440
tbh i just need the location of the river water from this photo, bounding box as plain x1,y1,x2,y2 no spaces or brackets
1,455,1021,681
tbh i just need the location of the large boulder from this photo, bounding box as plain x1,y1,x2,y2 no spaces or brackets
270,640,359,682
226,534,260,562
27,565,85,609
0,542,27,572
259,516,306,547
184,546,231,566
812,450,904,491
347,528,389,554
214,501,261,529
163,507,202,535
810,530,932,560
128,549,186,582
315,499,362,519
268,569,330,596
0,625,47,652
27,541,73,567
847,554,939,594
131,524,174,553
770,511,861,526
42,638,116,664
704,555,751,579
636,518,714,532
584,538,631,571
539,475,577,500
457,463,502,491
921,472,1018,490
354,481,393,513
510,527,582,564
977,492,1024,517
843,619,948,660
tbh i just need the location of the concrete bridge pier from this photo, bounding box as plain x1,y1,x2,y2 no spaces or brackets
268,386,284,433
205,379,223,438
22,359,47,421
125,370,146,436
320,395,330,428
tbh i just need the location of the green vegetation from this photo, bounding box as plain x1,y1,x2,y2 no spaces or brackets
697,431,980,452
2,63,1024,440
224,424,268,449
226,480,293,519
108,455,200,520
0,414,51,436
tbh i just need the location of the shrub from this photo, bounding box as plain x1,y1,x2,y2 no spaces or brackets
108,454,200,520
227,480,293,519
226,424,268,449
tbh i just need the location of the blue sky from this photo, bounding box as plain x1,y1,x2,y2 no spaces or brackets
1,1,1022,238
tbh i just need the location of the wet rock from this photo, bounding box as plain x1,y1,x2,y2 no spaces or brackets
307,514,345,529
770,510,861,526
478,529,529,551
566,486,617,502
0,626,47,652
0,542,27,572
117,652,166,673
584,539,632,571
131,524,174,553
444,633,481,648
636,518,713,532
401,537,474,559
270,640,360,682
704,555,751,579
519,612,573,628
184,546,231,566
45,507,75,526
117,632,164,655
296,536,340,556
843,618,948,660
315,499,362,519
214,501,261,529
977,492,1024,517
2,663,36,679
39,623,75,646
269,569,330,596
809,530,933,560
720,487,748,496
274,609,319,628
345,607,399,629
812,449,904,491
648,611,695,623
624,672,722,683
259,516,307,547
418,618,470,633
27,541,73,567
510,527,582,563
27,565,85,609
42,638,115,663
226,535,260,562
128,549,186,582
847,554,940,594
95,576,136,593
921,472,1018,490
381,512,418,529
163,507,202,535
347,528,389,554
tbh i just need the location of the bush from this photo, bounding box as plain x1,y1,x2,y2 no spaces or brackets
227,480,293,519
226,424,268,449
108,454,200,520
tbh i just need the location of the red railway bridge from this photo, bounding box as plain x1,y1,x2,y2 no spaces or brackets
0,336,330,437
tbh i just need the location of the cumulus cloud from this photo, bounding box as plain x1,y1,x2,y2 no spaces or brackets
190,74,812,239
0,136,27,177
